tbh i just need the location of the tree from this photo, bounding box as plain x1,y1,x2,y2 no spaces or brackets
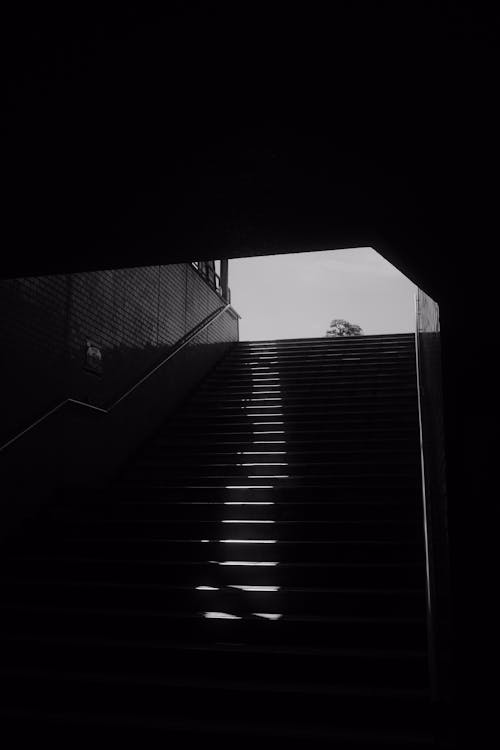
326,318,364,337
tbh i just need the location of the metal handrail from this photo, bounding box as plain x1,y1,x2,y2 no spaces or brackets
0,399,107,454
414,290,438,702
0,302,237,454
110,303,234,408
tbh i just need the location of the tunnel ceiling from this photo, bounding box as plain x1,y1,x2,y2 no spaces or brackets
2,2,495,303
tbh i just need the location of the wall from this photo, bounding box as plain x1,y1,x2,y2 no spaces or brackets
416,287,453,705
0,263,229,447
0,265,239,539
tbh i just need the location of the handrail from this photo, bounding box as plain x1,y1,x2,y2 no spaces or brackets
0,302,238,454
0,399,108,454
110,303,234,408
414,290,438,702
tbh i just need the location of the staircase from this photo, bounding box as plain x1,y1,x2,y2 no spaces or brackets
0,334,438,745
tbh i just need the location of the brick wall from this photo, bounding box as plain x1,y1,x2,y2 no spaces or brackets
0,263,237,445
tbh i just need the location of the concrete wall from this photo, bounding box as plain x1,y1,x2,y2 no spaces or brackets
416,287,453,704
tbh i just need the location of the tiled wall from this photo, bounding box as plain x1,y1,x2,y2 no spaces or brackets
0,264,237,446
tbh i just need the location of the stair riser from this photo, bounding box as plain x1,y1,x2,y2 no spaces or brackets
198,377,417,391
229,341,414,352
231,350,415,356
185,400,418,414
215,359,415,371
106,486,423,502
47,501,424,523
0,609,427,650
212,369,416,382
164,432,419,445
153,436,419,450
1,672,431,733
221,347,415,358
225,351,415,364
221,352,415,361
183,406,415,419
168,415,419,428
125,465,420,480
1,639,429,688
167,413,419,425
233,343,415,353
200,377,418,392
27,538,426,563
137,450,421,465
0,716,435,748
235,334,414,345
4,559,427,588
0,582,427,617
119,479,422,492
43,520,425,543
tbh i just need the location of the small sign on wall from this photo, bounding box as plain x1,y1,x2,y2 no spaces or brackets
84,340,103,375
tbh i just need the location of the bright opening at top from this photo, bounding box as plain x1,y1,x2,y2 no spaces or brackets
229,247,416,341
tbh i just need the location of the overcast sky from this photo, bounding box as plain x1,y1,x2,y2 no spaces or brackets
229,247,416,341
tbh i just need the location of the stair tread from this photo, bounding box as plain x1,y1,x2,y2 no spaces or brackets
42,536,423,544
0,603,426,622
51,519,421,525
1,579,424,595
0,708,435,744
1,632,427,658
9,555,425,567
0,667,429,697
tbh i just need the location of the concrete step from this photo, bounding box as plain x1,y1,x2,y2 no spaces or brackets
0,604,427,649
4,557,427,589
46,499,424,523
25,536,426,564
0,710,436,747
0,579,426,617
0,667,431,739
0,633,429,688
42,518,424,543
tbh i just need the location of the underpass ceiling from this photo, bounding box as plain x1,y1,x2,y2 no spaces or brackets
2,2,494,305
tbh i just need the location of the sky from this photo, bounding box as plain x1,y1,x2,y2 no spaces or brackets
228,247,417,341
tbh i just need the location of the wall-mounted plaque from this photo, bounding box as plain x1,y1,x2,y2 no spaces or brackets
84,340,103,375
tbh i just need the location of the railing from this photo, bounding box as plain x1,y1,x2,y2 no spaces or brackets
0,302,237,455
191,261,231,303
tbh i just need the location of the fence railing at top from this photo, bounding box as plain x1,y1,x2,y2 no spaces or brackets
191,261,230,303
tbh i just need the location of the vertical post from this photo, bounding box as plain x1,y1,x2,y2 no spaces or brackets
220,259,229,302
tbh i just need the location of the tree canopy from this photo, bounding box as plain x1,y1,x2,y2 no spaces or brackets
326,319,364,337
